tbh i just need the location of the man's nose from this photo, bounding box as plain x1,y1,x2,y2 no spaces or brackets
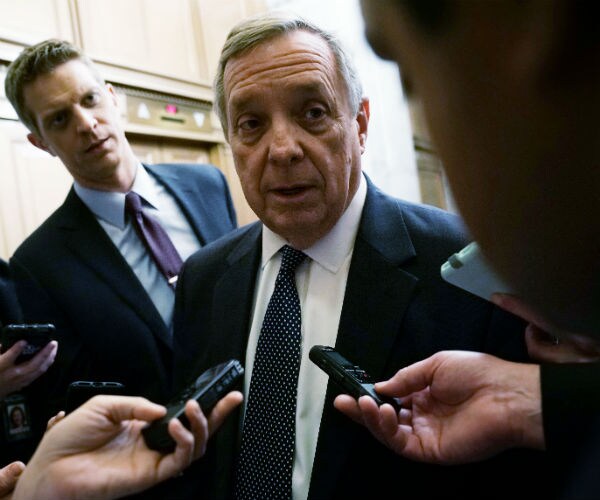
74,107,98,133
268,119,303,165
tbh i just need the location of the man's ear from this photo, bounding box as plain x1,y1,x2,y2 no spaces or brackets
27,133,55,156
106,83,119,107
356,97,370,153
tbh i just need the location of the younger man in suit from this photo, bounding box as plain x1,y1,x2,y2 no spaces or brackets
173,13,557,499
3,39,237,489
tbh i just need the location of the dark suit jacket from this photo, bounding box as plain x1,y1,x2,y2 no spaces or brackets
172,178,559,499
9,163,237,454
0,259,21,326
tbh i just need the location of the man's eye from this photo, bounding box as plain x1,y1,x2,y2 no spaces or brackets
50,112,67,127
306,107,325,120
84,92,100,106
239,118,260,131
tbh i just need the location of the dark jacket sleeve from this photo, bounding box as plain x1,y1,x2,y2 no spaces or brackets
542,362,600,452
541,362,600,497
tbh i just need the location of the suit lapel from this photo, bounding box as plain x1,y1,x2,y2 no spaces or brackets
57,189,172,348
211,224,263,496
309,180,419,499
146,163,217,245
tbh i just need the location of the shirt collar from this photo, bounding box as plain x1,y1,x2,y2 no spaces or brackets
73,163,160,229
262,173,367,273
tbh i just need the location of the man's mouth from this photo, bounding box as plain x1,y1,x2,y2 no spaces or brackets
276,186,306,195
85,137,108,153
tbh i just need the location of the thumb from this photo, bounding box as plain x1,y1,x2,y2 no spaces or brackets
0,461,25,495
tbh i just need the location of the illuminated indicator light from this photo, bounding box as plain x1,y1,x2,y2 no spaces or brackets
165,104,178,114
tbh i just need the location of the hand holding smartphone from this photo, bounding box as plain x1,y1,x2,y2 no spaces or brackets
142,359,244,453
0,323,55,364
309,345,401,411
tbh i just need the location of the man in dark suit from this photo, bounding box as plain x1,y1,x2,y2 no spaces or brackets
172,13,557,499
3,38,237,484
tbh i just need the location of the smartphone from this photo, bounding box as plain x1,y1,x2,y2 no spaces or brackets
65,381,126,413
440,241,513,302
142,359,244,453
0,323,55,364
309,345,401,411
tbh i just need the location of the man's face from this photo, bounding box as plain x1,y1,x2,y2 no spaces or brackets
223,30,368,249
24,59,128,190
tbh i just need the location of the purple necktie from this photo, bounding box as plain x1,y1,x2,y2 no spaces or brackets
125,191,183,288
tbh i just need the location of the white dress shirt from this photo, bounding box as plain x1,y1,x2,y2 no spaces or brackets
243,174,367,500
74,163,201,328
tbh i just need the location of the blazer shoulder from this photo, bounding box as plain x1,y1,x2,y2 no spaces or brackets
185,222,260,269
395,198,470,244
146,162,226,184
12,190,87,259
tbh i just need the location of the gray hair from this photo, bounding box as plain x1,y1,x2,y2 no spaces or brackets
213,12,363,137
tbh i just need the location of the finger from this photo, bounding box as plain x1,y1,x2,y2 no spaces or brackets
357,395,386,430
333,394,364,424
375,355,443,397
46,411,66,431
29,340,58,371
156,418,194,481
357,396,399,447
14,341,58,384
0,461,25,495
183,400,209,460
0,341,27,367
206,391,243,437
82,395,167,423
379,404,407,448
397,407,413,426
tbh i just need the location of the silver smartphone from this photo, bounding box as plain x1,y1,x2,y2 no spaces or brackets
440,242,513,301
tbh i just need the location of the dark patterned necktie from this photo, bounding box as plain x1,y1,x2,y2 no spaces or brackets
125,191,183,288
235,245,307,500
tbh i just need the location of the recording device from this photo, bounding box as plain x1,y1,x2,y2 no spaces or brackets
142,359,244,453
0,323,55,364
309,345,401,411
65,381,126,413
440,241,513,302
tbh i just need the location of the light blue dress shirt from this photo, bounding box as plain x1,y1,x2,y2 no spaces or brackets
74,164,201,329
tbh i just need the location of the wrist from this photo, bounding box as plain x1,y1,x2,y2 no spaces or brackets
508,363,545,450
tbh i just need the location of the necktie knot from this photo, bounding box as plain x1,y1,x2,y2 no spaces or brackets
280,245,306,275
123,190,183,287
125,191,143,215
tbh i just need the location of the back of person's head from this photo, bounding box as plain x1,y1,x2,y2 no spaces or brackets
213,12,363,137
4,39,104,136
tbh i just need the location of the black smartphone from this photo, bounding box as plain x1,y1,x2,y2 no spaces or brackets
65,381,126,413
0,323,55,364
142,359,244,453
309,345,401,411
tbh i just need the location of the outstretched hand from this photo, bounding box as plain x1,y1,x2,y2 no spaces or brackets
13,392,242,500
334,351,544,464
